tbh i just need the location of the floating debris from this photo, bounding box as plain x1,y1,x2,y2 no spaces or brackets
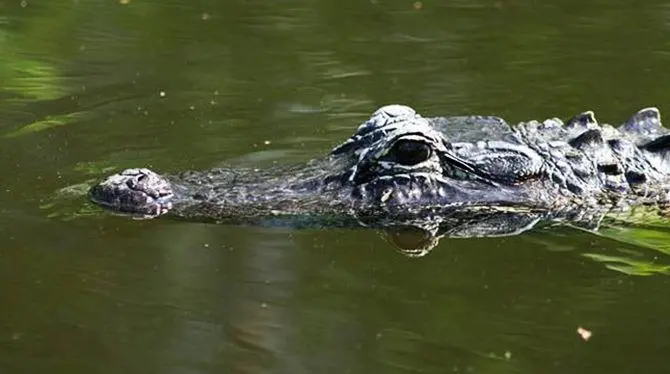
577,326,592,341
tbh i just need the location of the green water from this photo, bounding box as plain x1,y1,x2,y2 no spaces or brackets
3,0,670,373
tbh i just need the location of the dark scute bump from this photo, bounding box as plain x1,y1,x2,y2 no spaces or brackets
607,139,625,152
569,129,604,149
625,170,647,185
566,181,583,194
597,163,623,175
642,134,670,154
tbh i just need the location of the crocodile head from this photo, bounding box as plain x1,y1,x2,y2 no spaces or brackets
89,105,548,219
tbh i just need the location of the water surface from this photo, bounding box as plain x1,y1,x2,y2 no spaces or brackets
2,0,670,373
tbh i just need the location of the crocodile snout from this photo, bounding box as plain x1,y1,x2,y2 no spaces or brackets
89,168,174,218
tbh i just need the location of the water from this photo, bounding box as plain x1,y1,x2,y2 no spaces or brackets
2,0,670,372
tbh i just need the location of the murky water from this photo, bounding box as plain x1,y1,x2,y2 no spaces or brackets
3,0,670,373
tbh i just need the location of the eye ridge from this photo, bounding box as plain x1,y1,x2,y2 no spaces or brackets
389,139,432,166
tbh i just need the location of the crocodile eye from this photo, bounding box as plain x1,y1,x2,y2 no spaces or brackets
389,139,432,165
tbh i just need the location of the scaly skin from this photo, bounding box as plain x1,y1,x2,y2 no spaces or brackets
89,105,670,226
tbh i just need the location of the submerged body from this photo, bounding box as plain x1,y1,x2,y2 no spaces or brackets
89,105,670,230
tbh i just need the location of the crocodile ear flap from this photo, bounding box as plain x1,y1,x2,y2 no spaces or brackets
566,111,598,129
620,107,662,133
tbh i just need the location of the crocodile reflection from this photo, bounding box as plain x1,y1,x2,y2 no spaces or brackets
360,205,615,257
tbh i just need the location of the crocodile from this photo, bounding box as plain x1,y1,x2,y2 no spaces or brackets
89,104,670,248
